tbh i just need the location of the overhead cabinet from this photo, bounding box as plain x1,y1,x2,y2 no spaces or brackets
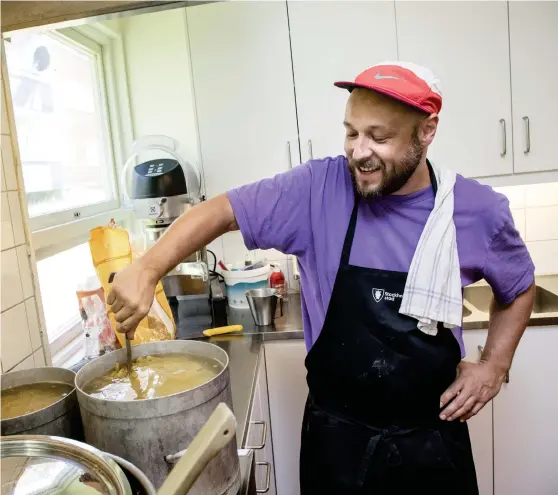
287,1,398,162
508,1,558,174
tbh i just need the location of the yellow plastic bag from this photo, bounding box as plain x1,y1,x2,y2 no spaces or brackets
88,224,176,347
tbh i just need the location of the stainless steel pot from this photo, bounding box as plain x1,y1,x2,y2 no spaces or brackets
0,435,135,495
1,368,84,440
75,340,240,494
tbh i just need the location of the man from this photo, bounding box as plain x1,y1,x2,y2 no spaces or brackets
108,62,535,494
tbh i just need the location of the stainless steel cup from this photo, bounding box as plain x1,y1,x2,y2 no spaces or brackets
245,288,280,326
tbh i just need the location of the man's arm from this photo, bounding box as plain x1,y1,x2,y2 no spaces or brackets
107,194,238,336
439,282,535,421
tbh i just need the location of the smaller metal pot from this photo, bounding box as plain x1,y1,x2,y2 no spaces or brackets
1,367,83,439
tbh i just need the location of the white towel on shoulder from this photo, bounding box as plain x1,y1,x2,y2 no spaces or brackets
399,163,462,335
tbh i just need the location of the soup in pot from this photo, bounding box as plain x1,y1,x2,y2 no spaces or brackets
83,354,223,401
1,382,74,419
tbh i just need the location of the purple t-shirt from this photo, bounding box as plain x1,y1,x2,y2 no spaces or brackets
228,156,535,356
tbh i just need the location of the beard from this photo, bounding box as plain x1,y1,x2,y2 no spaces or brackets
348,131,424,198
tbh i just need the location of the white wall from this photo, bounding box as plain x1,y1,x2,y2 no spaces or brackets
120,8,201,178
1,52,50,372
495,183,558,275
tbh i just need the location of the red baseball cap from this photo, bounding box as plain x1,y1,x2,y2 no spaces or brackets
335,61,443,115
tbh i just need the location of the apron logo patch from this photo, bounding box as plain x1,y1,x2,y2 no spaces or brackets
372,288,403,303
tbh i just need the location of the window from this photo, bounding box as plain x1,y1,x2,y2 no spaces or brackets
36,242,97,365
5,30,118,231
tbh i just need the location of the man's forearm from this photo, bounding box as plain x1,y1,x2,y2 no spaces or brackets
481,282,535,374
139,194,239,282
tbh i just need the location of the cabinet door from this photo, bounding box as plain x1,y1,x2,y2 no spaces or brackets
494,327,558,495
462,330,494,495
264,341,308,495
187,2,300,197
288,1,398,162
509,2,558,173
395,1,513,179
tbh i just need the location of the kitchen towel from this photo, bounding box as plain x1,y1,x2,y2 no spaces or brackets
399,163,462,335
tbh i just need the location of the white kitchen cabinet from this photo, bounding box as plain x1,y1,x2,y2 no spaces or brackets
186,1,300,198
509,2,558,174
493,326,558,495
264,340,308,495
288,1,398,162
395,1,513,179
246,348,277,495
462,330,494,495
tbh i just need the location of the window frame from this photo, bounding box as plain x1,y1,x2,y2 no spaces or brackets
8,29,121,233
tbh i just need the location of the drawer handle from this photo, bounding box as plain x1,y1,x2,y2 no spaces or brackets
308,139,314,160
478,345,509,383
499,119,507,157
523,116,531,154
286,141,293,169
256,461,271,493
246,420,267,450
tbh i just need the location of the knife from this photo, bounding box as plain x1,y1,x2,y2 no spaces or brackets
187,325,243,340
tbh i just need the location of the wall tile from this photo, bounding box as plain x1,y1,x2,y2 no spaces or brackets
1,302,32,371
16,245,33,299
1,163,5,191
258,248,288,261
33,349,46,367
7,191,25,245
1,135,17,190
525,206,558,242
525,183,558,208
1,248,24,311
10,355,34,372
526,240,558,275
510,209,526,240
1,85,10,136
494,185,525,209
222,231,251,266
1,191,14,250
25,298,42,351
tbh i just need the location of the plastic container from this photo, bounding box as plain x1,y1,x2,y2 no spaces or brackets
223,264,271,309
269,266,286,297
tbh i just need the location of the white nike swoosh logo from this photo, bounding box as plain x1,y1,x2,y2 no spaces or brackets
374,73,400,80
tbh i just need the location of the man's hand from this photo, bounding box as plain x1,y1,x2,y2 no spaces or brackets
106,261,159,340
439,360,507,422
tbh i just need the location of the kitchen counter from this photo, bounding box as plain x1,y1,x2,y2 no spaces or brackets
462,273,558,330
201,293,305,446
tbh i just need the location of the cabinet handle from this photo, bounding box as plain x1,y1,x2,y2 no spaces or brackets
308,139,313,160
523,116,531,154
499,119,507,157
286,141,293,169
245,420,267,450
478,345,509,383
256,462,271,493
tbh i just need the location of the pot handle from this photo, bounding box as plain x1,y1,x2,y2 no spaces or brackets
159,403,237,495
104,452,157,495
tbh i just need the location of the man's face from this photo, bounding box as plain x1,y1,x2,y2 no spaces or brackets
344,89,430,198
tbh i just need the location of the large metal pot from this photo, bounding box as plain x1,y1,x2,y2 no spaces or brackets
1,367,84,440
75,340,240,494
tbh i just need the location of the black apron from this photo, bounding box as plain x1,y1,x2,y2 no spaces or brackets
300,165,479,495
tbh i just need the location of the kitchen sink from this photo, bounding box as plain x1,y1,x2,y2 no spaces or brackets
463,284,558,314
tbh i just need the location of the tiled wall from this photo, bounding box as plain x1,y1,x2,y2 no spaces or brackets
495,183,558,275
1,58,50,373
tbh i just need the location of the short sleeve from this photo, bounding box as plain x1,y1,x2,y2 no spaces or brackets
483,206,535,305
227,164,313,256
